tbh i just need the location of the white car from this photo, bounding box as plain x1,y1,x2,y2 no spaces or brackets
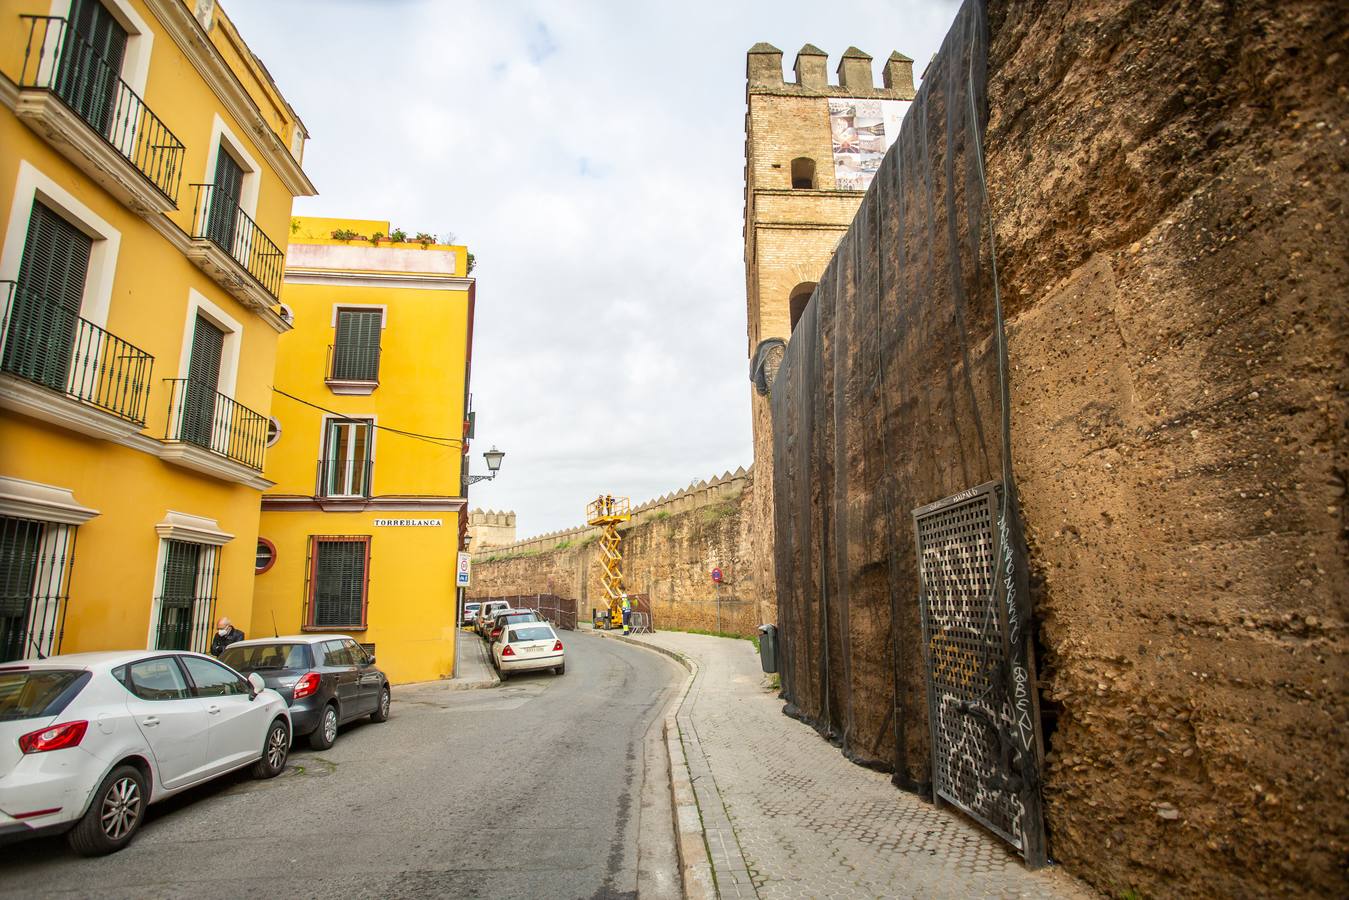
492,623,565,678
475,601,511,636
0,650,291,856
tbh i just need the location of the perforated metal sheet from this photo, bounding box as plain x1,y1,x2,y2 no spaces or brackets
914,483,1023,849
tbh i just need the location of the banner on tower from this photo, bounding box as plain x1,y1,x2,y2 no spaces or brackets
829,98,910,191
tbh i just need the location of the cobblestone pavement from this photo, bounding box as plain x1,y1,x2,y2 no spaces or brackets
630,631,1095,900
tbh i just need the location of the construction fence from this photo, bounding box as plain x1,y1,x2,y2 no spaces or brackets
470,593,578,631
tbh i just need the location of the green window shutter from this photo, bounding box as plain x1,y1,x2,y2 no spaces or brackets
313,540,366,627
333,309,381,381
180,315,225,448
56,0,128,137
206,145,245,251
156,540,201,651
3,201,91,391
0,517,43,662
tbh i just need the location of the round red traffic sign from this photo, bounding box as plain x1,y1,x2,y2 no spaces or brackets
711,567,723,583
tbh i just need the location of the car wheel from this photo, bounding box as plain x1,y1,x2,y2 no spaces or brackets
555,662,566,676
370,685,391,723
252,718,290,779
309,703,338,750
497,668,508,681
67,764,146,856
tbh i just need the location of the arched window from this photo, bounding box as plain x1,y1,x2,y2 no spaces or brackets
790,157,815,190
789,282,817,333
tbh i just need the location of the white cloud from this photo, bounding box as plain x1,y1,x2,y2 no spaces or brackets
225,0,960,535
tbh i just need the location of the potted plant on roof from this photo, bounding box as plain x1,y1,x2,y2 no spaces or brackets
414,231,435,248
389,227,408,244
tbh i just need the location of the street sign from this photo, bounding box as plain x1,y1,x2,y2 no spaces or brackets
456,552,471,587
711,567,723,583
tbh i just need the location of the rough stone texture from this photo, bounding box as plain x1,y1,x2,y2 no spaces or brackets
988,2,1348,896
465,508,516,554
768,1,1348,898
470,472,762,636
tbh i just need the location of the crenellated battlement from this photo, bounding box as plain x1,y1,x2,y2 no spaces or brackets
747,43,915,99
473,467,752,559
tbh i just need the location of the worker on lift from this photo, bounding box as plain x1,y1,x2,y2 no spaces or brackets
621,594,632,634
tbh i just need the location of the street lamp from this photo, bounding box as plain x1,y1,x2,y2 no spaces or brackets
467,445,505,485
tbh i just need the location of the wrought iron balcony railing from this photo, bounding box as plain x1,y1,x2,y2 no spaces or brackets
326,343,382,383
18,15,185,204
0,281,154,424
163,377,268,470
189,184,285,301
316,458,374,499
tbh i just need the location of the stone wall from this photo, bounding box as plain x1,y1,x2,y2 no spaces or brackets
470,469,762,635
465,508,516,554
767,1,1347,898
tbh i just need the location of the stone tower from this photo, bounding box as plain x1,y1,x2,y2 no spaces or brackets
743,44,916,622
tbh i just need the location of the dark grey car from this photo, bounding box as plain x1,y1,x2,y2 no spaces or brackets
220,636,390,750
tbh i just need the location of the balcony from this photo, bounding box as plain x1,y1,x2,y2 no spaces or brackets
0,281,154,434
14,16,185,216
325,343,381,395
185,184,285,311
161,377,268,481
317,457,374,500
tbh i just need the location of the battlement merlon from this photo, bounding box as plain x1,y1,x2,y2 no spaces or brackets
747,43,916,100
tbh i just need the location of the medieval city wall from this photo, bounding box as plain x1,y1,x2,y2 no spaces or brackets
469,469,763,635
770,1,1346,898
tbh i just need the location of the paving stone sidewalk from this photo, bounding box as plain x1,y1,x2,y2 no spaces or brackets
629,631,1095,900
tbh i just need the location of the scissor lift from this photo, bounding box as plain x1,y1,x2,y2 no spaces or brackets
586,495,630,629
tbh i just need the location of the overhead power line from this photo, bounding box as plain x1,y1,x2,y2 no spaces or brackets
271,387,465,449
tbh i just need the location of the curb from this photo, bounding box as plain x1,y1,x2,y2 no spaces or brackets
596,631,717,899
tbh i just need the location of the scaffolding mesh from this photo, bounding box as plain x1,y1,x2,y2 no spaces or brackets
770,0,1037,805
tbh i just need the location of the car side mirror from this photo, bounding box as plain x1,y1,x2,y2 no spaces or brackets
247,672,266,699
365,654,376,666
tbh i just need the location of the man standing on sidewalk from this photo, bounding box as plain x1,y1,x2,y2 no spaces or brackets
621,595,632,634
211,617,245,657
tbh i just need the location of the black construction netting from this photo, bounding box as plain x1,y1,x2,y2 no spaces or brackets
770,0,1036,801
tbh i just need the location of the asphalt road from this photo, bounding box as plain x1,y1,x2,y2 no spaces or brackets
0,632,683,899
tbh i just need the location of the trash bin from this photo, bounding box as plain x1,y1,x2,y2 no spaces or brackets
758,623,778,673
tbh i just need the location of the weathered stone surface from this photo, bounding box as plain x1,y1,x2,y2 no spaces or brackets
769,0,1347,897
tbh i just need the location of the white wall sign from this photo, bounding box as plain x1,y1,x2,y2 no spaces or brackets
456,551,472,587
374,518,443,527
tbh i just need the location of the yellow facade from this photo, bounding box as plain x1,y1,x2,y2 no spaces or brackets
252,216,474,685
0,0,312,659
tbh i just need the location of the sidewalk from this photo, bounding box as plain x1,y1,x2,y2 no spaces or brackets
395,629,498,698
619,630,1094,900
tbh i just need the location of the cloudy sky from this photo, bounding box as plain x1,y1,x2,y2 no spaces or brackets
227,0,960,537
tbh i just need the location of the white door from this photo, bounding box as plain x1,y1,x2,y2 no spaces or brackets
180,656,269,774
122,656,211,789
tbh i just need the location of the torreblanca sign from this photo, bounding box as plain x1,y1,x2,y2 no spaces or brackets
374,518,443,527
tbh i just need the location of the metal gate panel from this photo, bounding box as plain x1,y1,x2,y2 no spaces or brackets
913,481,1045,863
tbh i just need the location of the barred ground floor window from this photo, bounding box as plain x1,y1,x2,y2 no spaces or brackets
0,515,77,662
306,535,370,630
152,539,220,653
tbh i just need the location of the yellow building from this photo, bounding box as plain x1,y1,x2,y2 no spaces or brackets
0,0,313,660
251,216,474,685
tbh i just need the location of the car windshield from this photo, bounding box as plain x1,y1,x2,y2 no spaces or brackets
0,668,89,721
220,643,312,671
509,626,554,643
504,614,537,623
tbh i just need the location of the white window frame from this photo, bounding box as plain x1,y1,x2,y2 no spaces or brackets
330,303,388,328
319,413,376,498
176,288,242,398
203,114,261,220
48,0,156,97
0,161,121,330
145,511,231,652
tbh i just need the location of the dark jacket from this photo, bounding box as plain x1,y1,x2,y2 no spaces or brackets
211,626,245,658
